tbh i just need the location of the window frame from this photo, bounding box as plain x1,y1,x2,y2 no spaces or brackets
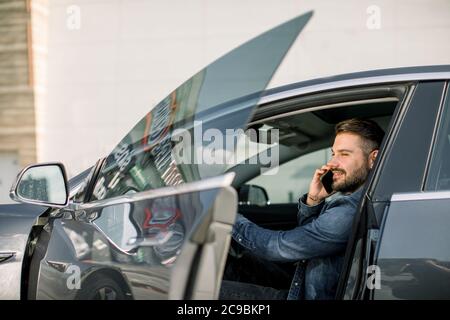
424,81,450,191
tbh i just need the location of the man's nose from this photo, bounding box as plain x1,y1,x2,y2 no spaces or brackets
327,156,339,167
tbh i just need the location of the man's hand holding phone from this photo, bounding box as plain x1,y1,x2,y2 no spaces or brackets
306,165,335,206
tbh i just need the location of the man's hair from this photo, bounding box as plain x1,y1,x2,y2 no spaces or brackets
335,118,385,155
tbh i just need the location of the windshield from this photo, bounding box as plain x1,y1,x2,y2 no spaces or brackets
90,12,313,201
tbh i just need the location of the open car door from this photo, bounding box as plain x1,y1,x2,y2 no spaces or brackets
31,12,313,299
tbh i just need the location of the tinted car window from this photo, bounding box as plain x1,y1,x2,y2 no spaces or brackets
88,14,312,201
426,85,450,191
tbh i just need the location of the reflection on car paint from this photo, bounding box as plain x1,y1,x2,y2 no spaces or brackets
35,189,219,299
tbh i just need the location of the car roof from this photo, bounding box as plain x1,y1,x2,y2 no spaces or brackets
260,65,450,104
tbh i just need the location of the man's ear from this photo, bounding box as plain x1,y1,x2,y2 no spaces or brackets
369,149,379,169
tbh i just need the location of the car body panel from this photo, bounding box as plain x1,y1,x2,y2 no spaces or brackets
259,65,450,107
0,204,48,299
374,192,450,299
34,174,236,299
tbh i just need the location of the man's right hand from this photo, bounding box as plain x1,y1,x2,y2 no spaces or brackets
306,165,333,206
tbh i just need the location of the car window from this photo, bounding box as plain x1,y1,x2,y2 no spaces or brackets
88,13,312,202
247,148,332,204
425,85,450,191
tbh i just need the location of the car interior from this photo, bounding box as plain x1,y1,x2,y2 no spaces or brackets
221,82,410,293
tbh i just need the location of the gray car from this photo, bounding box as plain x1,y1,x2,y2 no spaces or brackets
1,11,450,300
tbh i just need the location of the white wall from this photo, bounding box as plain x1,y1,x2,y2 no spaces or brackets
41,0,450,177
0,152,19,204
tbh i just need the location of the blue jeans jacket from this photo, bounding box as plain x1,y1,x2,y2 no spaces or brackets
232,187,364,300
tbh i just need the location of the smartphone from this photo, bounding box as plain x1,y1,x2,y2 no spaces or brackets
320,170,334,194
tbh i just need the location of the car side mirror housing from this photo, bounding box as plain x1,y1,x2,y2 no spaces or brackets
238,184,270,206
10,162,69,208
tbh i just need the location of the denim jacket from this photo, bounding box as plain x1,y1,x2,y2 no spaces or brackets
231,187,364,300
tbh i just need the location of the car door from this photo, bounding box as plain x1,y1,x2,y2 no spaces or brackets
338,81,449,299
371,82,450,300
28,12,313,300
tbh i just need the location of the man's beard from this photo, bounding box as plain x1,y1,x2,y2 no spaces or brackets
332,163,370,194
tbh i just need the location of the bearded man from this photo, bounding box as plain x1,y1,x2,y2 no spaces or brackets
220,118,385,300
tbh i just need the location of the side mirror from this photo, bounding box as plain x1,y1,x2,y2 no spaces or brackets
238,184,270,206
10,163,69,207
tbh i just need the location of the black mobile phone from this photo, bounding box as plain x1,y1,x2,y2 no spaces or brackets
320,170,334,194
